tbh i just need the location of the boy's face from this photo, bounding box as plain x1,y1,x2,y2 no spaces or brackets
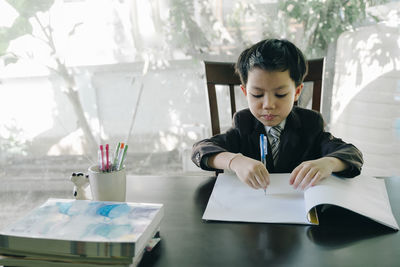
241,68,303,127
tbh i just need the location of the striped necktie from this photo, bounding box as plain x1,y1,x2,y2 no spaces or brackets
269,126,282,166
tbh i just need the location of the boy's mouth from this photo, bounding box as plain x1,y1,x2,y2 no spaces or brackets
262,114,276,121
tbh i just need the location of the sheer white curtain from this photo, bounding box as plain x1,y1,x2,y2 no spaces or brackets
329,2,400,177
0,0,398,229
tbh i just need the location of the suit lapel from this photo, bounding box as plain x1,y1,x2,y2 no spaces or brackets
275,109,301,172
249,108,303,173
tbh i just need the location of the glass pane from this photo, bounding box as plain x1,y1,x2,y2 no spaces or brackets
298,82,314,110
215,84,247,133
329,14,400,177
1,0,399,229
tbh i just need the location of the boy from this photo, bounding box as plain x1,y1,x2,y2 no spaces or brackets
192,39,363,191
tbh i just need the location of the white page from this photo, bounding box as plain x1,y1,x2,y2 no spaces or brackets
202,172,312,225
264,173,303,195
304,175,399,230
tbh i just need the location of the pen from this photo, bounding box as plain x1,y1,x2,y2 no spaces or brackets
98,149,102,171
112,142,121,171
100,145,105,172
117,143,125,170
105,144,109,172
118,144,128,171
260,134,267,195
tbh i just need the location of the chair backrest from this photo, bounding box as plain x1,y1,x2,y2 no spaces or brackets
204,58,325,136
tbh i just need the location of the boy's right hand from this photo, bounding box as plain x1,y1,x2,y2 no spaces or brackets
229,154,270,190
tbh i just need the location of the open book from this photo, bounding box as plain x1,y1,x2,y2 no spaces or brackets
202,173,399,230
0,198,164,266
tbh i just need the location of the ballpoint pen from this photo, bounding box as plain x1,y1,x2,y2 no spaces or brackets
260,134,268,195
114,143,126,171
118,144,128,171
112,142,121,171
105,144,109,172
98,148,102,171
100,145,105,172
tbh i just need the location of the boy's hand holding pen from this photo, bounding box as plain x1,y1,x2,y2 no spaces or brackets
98,142,128,172
224,152,269,191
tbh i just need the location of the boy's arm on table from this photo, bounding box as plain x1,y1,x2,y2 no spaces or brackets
191,133,270,189
289,156,349,189
191,129,241,172
191,111,269,189
289,137,361,189
289,111,363,189
192,109,259,172
308,112,363,178
318,131,364,178
208,152,269,189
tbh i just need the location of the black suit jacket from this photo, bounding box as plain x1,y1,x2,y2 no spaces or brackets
192,107,363,177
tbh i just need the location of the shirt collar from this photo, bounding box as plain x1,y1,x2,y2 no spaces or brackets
265,119,286,133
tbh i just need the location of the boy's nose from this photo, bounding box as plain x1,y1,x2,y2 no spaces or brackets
262,96,275,109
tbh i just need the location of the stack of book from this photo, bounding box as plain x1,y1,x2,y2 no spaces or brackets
0,198,164,266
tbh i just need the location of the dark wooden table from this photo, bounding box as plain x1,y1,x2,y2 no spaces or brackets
126,175,400,267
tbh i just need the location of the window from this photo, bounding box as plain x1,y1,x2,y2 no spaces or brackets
1,0,398,229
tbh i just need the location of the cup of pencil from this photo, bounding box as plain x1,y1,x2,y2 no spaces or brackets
88,142,128,202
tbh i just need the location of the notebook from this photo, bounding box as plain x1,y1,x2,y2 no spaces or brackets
203,173,399,230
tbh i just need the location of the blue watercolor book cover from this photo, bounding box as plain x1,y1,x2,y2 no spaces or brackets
0,198,164,259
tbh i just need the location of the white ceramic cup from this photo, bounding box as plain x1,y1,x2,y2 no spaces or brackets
88,165,126,202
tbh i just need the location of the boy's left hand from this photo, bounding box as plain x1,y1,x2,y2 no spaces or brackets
289,157,344,190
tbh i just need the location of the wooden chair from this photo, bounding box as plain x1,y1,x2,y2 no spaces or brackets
204,58,325,136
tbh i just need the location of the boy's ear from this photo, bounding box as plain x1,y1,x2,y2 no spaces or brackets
240,85,247,96
294,83,304,101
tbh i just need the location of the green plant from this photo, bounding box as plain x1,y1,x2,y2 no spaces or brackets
279,0,389,57
0,120,29,156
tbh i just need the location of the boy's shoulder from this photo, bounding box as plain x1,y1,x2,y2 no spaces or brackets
234,108,254,119
292,106,320,118
233,108,260,133
289,106,323,129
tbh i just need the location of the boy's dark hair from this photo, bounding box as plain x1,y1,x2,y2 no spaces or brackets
235,39,308,87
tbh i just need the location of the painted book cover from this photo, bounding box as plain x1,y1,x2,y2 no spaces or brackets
0,198,164,259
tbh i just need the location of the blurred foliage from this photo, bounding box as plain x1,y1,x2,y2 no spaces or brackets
166,0,210,56
0,0,99,154
1,0,391,63
164,0,390,59
278,0,389,58
0,120,30,156
225,2,255,48
164,0,236,58
0,0,394,157
0,0,54,59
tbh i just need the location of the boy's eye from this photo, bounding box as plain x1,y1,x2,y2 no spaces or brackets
276,93,288,98
250,93,263,98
